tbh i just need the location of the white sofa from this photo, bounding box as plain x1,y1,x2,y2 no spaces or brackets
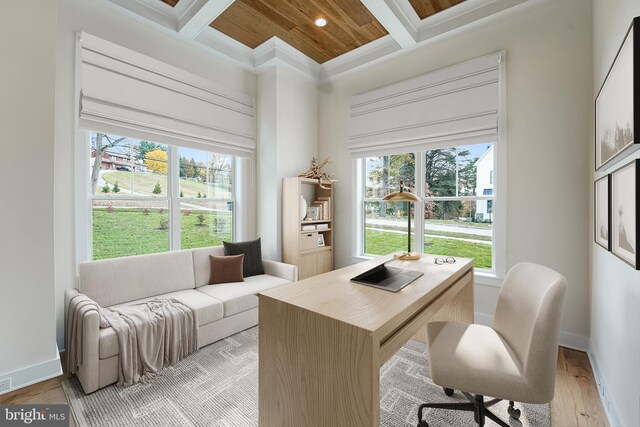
64,246,297,394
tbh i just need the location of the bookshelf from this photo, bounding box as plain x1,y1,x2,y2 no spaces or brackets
282,177,334,280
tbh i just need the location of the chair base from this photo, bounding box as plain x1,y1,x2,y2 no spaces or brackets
417,388,520,427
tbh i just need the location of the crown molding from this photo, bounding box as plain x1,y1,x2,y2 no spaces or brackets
319,35,401,81
416,0,529,42
107,0,177,31
254,37,320,81
194,27,254,70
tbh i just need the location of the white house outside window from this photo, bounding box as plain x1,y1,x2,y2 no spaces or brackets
361,143,496,272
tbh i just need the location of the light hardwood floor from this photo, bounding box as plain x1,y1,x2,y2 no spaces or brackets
1,348,607,426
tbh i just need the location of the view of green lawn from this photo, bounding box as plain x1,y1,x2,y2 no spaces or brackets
102,171,231,199
367,222,492,242
92,208,232,260
364,229,492,269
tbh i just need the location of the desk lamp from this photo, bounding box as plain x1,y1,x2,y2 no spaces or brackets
382,181,421,260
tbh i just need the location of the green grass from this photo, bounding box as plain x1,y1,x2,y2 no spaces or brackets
368,222,492,242
92,208,232,260
364,229,492,269
102,171,231,199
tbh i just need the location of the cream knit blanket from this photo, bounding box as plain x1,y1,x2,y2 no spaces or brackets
67,295,198,387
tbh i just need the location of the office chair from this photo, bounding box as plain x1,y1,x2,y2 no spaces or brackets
417,262,567,427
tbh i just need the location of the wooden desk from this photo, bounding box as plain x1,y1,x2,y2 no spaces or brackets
258,255,474,427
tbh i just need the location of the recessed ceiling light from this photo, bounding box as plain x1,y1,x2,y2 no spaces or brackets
315,18,327,27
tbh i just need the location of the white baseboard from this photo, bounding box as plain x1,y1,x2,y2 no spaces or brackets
588,351,623,427
0,345,63,395
474,312,590,352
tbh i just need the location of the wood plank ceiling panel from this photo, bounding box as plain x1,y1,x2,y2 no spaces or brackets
210,0,388,63
160,0,179,7
409,0,465,20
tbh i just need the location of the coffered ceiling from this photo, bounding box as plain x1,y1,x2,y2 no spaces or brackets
106,0,529,81
209,0,388,63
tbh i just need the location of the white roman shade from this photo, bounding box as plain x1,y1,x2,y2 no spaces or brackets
348,52,501,158
78,32,256,158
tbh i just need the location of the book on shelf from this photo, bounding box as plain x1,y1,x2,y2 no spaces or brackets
317,196,331,220
302,225,316,231
316,223,329,230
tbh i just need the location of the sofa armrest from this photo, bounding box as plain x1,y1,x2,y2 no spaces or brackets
65,288,101,393
262,260,298,282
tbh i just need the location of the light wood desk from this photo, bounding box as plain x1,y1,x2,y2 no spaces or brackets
258,254,474,427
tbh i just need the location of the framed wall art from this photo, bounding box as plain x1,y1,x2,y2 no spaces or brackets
595,17,639,170
594,175,611,251
610,159,639,269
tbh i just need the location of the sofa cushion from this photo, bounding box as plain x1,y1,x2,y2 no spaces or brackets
98,289,224,359
196,274,290,317
110,289,224,326
78,250,196,307
223,238,265,278
209,254,244,285
192,246,226,287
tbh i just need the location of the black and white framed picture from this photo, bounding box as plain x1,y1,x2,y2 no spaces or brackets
594,175,611,250
611,159,639,269
595,17,639,170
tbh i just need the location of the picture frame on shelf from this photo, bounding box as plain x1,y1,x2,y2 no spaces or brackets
610,159,639,269
307,206,320,221
594,175,611,251
318,234,325,247
595,16,639,170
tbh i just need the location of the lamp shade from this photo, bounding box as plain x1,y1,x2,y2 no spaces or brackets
382,191,421,202
382,181,420,202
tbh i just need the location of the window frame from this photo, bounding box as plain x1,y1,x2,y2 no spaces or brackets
79,132,238,262
354,142,506,284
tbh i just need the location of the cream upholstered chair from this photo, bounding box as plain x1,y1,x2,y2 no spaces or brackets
417,262,567,427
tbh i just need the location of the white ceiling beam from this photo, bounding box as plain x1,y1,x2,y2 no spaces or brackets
177,0,236,39
360,0,417,49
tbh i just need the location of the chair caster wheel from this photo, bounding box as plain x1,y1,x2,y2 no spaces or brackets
417,421,429,427
443,387,454,396
508,404,521,420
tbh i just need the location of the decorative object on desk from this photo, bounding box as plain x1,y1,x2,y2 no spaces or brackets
595,16,639,170
610,159,639,269
594,175,611,251
300,195,308,220
318,234,325,247
382,180,421,260
434,256,456,265
298,156,336,189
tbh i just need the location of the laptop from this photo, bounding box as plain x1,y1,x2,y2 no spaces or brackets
351,260,424,292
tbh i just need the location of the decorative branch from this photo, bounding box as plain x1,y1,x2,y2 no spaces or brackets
298,157,336,189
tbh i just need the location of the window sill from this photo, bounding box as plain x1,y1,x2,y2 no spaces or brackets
352,255,503,288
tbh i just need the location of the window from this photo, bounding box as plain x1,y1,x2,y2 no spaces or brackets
360,144,496,272
88,132,235,260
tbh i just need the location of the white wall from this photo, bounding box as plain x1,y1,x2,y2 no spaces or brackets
0,0,61,389
54,0,257,349
257,66,319,261
591,1,640,425
318,0,593,344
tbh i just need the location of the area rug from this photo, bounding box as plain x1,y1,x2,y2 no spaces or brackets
63,327,550,426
